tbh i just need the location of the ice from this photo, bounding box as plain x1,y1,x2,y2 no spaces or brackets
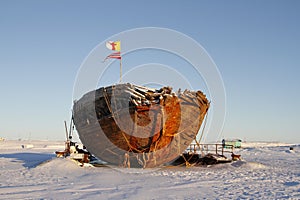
0,140,299,199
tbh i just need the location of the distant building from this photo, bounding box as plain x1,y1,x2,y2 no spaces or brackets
224,139,242,148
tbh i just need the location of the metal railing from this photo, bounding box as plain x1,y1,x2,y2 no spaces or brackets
187,143,234,156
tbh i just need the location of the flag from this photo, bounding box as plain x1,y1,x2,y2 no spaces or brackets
103,52,121,62
106,41,121,51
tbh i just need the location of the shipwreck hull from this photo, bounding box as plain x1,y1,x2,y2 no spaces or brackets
73,83,209,168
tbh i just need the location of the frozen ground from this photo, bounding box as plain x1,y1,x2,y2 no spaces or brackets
0,140,299,199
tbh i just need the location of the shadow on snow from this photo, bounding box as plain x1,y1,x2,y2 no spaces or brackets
0,152,55,168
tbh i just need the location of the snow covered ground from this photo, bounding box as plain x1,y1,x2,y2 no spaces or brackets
0,140,299,199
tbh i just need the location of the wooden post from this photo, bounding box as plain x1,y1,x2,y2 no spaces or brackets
64,121,68,141
222,144,224,156
68,114,73,140
64,121,70,155
119,58,122,83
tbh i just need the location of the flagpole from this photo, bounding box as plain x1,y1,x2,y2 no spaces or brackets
119,57,122,83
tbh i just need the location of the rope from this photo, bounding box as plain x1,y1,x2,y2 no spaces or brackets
103,88,141,154
198,111,209,144
103,88,113,113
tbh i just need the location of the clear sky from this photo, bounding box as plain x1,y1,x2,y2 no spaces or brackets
0,0,299,143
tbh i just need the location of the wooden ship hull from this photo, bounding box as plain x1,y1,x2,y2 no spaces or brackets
73,83,210,168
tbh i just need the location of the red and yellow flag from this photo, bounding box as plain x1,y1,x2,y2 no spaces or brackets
106,41,121,52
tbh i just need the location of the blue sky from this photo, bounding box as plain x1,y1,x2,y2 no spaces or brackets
0,1,299,143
